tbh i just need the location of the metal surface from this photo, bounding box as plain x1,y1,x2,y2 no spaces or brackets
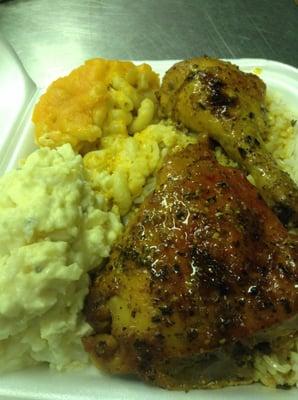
0,0,297,86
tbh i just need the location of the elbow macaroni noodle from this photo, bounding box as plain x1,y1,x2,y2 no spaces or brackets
83,123,197,215
33,59,160,152
33,58,197,216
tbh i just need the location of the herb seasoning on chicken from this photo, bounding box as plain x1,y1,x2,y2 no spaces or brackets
159,57,298,228
83,140,298,390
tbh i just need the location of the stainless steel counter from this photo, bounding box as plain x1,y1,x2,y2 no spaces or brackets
0,0,297,85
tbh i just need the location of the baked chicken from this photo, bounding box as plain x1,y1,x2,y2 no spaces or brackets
158,57,298,228
83,140,298,389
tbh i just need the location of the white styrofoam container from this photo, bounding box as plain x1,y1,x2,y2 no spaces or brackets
0,36,297,399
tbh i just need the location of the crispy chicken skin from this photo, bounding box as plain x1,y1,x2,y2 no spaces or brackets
158,57,298,227
83,141,298,389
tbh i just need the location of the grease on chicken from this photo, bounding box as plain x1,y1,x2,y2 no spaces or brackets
158,57,298,227
83,141,298,390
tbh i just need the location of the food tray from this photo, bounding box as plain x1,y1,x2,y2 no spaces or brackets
0,36,297,399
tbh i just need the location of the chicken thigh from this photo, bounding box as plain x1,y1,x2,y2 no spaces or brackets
83,141,298,389
158,57,298,228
